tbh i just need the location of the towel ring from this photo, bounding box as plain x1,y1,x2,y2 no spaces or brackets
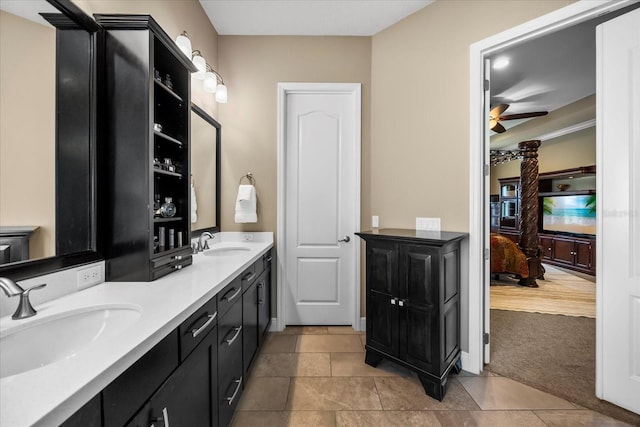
239,172,255,186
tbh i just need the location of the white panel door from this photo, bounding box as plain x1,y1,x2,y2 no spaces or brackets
596,7,640,415
284,85,360,325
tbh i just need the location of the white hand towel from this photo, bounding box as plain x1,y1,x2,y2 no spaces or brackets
235,184,257,223
191,182,198,223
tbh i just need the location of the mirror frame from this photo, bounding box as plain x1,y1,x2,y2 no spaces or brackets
0,0,102,281
190,104,221,238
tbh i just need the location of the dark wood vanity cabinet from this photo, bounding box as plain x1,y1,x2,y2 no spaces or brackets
96,15,197,281
356,229,467,401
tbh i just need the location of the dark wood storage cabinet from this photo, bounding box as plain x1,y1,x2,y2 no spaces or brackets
538,233,595,275
96,15,197,281
356,229,467,401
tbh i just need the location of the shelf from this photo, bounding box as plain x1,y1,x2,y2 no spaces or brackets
154,216,184,223
154,78,183,102
154,168,183,179
154,130,184,147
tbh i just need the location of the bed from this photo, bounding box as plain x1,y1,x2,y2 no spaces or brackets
490,233,529,279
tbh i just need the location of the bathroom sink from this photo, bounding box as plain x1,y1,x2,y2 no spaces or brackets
203,246,251,257
0,305,142,378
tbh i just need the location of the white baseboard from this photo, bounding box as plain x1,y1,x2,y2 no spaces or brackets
460,351,480,375
269,318,281,332
359,317,366,332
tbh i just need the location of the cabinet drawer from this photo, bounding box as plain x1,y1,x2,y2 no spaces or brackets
240,263,258,292
218,298,243,390
218,276,242,319
151,253,192,281
178,296,218,361
103,330,179,427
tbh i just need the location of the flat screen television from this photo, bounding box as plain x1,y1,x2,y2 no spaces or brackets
542,194,596,236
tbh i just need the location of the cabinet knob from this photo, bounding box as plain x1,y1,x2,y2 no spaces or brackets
390,298,397,305
173,264,182,270
398,300,404,307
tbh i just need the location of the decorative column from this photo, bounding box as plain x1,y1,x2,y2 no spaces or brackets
518,140,543,287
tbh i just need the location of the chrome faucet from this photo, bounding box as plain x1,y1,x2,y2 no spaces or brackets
197,231,215,252
0,277,47,320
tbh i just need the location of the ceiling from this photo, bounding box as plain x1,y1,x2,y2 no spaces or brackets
199,0,433,36
488,2,640,147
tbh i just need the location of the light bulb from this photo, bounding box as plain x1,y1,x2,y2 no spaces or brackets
175,32,192,59
215,84,227,103
203,71,217,93
192,53,206,80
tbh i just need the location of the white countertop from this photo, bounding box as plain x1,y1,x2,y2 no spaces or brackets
0,232,273,427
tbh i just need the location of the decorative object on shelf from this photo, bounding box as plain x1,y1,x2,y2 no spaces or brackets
490,149,523,166
160,197,177,218
153,157,161,170
154,68,161,82
164,73,173,89
556,183,570,191
154,123,162,132
153,193,162,215
163,158,175,172
174,31,228,103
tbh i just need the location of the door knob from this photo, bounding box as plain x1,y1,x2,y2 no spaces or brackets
338,235,351,243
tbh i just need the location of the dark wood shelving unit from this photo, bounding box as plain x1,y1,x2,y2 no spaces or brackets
97,14,197,281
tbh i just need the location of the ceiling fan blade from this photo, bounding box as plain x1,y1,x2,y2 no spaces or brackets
492,122,506,133
489,103,509,119
499,111,548,121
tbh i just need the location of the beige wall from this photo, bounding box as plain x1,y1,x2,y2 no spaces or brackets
370,0,574,232
74,0,220,119
491,127,596,193
0,11,56,260
216,36,372,236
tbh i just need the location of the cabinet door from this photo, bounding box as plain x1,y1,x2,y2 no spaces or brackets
60,394,101,427
539,236,554,261
126,331,211,427
552,237,575,266
258,268,272,345
575,239,593,270
398,245,439,372
218,300,243,427
365,241,399,356
243,281,259,376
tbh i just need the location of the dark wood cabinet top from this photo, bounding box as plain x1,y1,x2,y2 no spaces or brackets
356,228,468,245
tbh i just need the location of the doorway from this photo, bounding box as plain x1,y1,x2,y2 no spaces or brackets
468,0,640,416
276,82,361,330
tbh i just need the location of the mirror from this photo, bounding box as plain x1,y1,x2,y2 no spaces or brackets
190,105,221,237
0,0,101,280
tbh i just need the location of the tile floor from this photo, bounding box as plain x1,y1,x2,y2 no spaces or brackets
232,327,632,426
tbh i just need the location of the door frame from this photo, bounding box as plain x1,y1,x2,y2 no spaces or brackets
467,0,635,376
276,82,362,332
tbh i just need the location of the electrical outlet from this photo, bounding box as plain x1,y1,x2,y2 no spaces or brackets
372,215,379,228
77,264,103,289
416,217,441,231
242,233,254,241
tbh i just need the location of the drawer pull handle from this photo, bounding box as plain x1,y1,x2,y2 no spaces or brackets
265,256,272,262
172,255,182,261
226,377,243,405
173,265,182,270
390,298,397,305
221,287,241,302
225,326,243,346
243,272,257,282
258,281,265,304
191,312,217,338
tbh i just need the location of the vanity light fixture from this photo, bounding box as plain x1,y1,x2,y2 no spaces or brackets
175,31,228,103
191,50,206,80
175,31,192,58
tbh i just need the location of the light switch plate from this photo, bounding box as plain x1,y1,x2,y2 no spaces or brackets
372,215,379,228
416,217,441,231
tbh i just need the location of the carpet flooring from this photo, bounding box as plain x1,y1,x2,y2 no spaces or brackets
488,309,640,426
490,264,596,318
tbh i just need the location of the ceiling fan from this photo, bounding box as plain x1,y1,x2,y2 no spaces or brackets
489,104,548,133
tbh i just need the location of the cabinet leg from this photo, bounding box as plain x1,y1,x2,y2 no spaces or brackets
418,374,447,402
452,357,462,374
364,350,383,367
